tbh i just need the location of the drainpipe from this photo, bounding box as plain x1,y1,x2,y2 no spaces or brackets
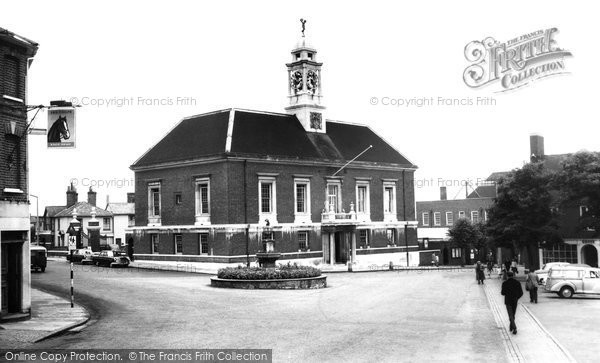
403,170,409,266
244,159,250,267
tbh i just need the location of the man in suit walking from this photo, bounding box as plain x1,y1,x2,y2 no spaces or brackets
501,271,523,334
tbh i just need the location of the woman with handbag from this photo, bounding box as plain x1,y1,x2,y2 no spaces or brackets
525,268,539,303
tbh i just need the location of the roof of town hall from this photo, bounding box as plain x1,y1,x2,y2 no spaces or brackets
131,109,417,169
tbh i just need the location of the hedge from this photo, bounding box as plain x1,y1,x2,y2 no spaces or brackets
217,264,321,280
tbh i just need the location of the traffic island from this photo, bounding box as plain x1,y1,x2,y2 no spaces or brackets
210,264,327,289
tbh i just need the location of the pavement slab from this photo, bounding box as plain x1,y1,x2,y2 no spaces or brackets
482,276,576,363
0,288,90,347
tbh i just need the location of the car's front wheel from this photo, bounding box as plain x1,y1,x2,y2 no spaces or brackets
559,286,574,298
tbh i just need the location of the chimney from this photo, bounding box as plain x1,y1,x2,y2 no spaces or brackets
440,186,447,201
127,192,135,204
87,187,97,206
66,182,78,208
530,134,544,162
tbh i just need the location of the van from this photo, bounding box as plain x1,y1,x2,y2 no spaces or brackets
545,266,600,298
30,245,47,272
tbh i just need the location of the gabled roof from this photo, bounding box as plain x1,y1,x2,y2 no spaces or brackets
106,202,135,215
0,27,38,56
131,109,416,169
44,206,66,218
54,202,112,218
467,184,497,199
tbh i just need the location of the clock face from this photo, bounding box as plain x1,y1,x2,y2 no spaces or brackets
310,112,322,130
307,70,319,94
290,70,303,93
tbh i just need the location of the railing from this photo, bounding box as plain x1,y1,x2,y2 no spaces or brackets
321,211,357,223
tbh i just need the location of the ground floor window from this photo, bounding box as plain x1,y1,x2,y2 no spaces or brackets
151,234,159,254
175,234,183,254
451,248,461,258
386,229,396,245
199,233,209,255
298,231,309,251
359,229,369,247
543,243,577,264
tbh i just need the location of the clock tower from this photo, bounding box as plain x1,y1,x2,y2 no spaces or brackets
285,19,326,133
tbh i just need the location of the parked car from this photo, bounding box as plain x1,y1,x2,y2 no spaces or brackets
535,262,571,285
67,248,93,263
30,245,47,272
81,251,99,265
92,250,130,267
545,265,600,298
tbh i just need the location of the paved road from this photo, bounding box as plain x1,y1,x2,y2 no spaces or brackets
32,261,506,362
523,288,600,363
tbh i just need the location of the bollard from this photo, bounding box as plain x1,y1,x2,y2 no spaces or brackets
389,261,394,271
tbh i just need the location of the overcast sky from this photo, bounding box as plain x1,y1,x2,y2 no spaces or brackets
2,1,597,213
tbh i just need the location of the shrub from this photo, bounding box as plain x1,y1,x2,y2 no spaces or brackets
217,264,321,280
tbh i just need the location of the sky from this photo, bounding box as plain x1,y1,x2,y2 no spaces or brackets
1,0,598,213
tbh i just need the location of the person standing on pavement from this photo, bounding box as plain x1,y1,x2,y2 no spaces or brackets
501,271,523,334
475,261,485,284
526,268,539,303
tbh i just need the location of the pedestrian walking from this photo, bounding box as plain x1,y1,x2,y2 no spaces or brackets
504,259,511,274
501,264,507,280
475,261,485,284
525,268,539,303
511,258,518,275
487,260,494,277
501,271,523,334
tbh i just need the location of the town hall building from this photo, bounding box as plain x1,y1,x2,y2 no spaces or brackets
128,31,419,266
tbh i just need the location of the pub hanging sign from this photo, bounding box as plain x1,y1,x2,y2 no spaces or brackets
47,104,76,148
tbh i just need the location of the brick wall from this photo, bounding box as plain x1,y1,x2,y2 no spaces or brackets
0,39,31,202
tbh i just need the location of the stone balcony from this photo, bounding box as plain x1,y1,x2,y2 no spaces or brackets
321,201,362,225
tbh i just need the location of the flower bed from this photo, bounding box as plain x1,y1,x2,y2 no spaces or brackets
217,263,321,280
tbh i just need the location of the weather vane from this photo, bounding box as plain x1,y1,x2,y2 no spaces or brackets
300,18,306,37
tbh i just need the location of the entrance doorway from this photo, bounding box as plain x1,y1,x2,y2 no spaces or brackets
334,232,347,264
443,247,449,265
1,242,23,315
582,244,598,267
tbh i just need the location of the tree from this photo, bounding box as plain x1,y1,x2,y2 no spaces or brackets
447,218,481,264
486,162,562,268
557,151,600,234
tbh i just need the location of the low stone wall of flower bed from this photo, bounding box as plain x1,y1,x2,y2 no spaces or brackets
210,275,327,289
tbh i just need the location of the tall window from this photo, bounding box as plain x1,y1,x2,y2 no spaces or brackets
458,211,465,219
298,231,309,251
326,182,341,213
148,182,161,224
258,177,276,218
296,184,307,213
356,181,370,218
199,233,209,255
175,234,183,254
422,212,430,226
471,211,479,223
433,212,441,226
446,212,453,226
102,217,111,231
294,179,311,223
151,234,159,254
382,181,397,221
195,178,210,224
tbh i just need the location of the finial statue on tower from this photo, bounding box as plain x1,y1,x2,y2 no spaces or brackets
300,18,307,37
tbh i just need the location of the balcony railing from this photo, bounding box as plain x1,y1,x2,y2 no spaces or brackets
321,201,359,223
